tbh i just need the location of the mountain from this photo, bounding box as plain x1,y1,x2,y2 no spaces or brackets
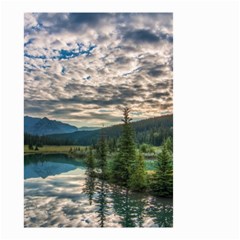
24,116,78,135
24,116,41,129
24,114,173,146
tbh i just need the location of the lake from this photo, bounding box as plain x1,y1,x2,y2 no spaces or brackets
24,154,173,227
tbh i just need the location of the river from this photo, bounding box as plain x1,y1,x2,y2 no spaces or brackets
24,154,173,227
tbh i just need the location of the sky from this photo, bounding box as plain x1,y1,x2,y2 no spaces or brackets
24,13,173,127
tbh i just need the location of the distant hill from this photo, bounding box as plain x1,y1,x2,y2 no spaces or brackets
37,114,173,146
78,126,100,131
24,116,78,135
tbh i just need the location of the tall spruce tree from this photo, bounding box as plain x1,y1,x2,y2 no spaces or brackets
86,147,95,172
129,152,147,191
111,107,136,187
165,137,173,153
95,129,109,226
28,143,33,150
96,129,108,179
151,142,173,196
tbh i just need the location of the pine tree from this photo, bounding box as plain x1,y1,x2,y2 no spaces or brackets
151,143,173,196
28,143,33,150
86,147,95,174
96,130,108,179
111,107,136,187
129,152,147,191
165,137,173,153
95,131,109,226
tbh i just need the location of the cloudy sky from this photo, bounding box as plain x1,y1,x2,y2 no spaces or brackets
24,13,173,127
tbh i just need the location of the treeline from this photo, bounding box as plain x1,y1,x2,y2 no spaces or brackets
24,133,72,146
85,107,173,197
24,114,173,147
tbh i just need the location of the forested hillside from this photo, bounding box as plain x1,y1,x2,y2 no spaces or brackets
24,114,173,147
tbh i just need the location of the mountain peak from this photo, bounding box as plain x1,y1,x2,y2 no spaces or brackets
24,116,78,135
42,117,49,121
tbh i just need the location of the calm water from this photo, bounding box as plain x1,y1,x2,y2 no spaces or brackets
24,154,173,227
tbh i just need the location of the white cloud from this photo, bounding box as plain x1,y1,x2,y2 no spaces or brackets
24,13,173,127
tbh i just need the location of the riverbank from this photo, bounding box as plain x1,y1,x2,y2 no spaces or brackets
24,145,84,154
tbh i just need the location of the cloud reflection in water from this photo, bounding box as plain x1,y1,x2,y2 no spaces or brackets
24,156,173,227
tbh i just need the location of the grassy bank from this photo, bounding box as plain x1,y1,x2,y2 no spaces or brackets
24,145,85,154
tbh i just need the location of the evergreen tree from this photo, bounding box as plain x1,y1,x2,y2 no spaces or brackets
165,137,173,153
86,147,95,174
129,152,147,191
28,143,33,150
151,143,173,196
95,130,109,226
164,137,173,164
96,130,108,179
140,143,148,153
111,107,136,187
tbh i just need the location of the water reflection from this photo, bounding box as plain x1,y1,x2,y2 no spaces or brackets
112,188,173,227
146,198,173,227
95,179,109,227
111,188,146,227
83,174,95,205
83,166,96,205
83,160,109,227
24,154,173,227
24,154,85,179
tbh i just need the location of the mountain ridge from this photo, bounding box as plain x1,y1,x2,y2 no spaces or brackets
24,116,78,135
